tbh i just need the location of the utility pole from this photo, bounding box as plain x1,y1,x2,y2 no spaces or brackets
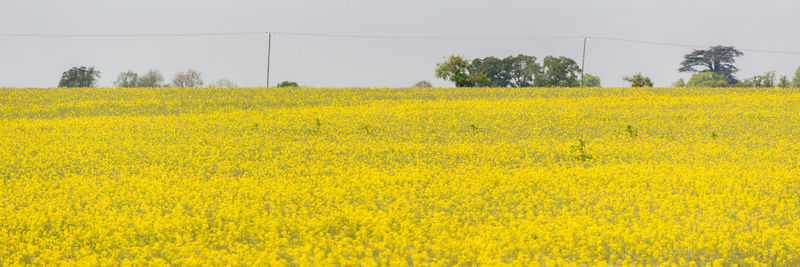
580,36,587,87
266,32,272,87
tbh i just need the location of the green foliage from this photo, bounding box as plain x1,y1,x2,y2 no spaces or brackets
114,71,139,87
278,81,299,88
362,125,372,135
58,66,101,87
412,81,433,88
778,76,790,88
625,125,638,138
571,139,592,161
468,123,483,133
436,55,488,87
671,78,686,87
687,72,730,87
678,46,743,84
138,70,164,87
470,54,541,87
793,67,800,88
580,74,601,87
738,71,776,87
311,118,322,134
622,73,654,87
535,56,581,87
437,54,582,88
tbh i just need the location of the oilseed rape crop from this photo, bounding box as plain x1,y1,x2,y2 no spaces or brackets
1,87,800,265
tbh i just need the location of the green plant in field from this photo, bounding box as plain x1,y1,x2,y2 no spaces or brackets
625,125,638,138
362,125,372,135
711,131,718,138
571,139,593,161
311,118,322,134
251,123,259,130
469,124,483,133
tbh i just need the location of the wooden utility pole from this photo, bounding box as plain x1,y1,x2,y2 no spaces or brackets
580,36,587,87
266,32,272,87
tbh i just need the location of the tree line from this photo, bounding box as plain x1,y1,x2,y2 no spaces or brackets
434,46,800,88
56,45,800,88
56,67,302,88
434,54,599,87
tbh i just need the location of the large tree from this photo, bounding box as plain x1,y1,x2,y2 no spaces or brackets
470,54,541,87
534,56,581,87
58,66,101,87
679,46,743,84
504,54,541,87
435,55,488,87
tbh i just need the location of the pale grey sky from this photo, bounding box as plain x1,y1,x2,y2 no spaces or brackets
1,0,799,88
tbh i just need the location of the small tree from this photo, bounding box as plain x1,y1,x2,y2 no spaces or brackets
208,78,237,88
172,69,203,88
792,67,800,88
114,71,139,87
778,76,790,88
138,70,165,87
671,78,686,87
412,81,433,88
58,66,101,87
622,73,654,87
687,72,730,87
580,74,601,87
277,81,299,87
740,71,776,87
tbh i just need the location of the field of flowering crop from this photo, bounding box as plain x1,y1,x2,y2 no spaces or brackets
2,87,799,265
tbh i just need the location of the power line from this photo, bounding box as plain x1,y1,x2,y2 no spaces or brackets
0,31,580,40
0,32,264,37
272,32,580,40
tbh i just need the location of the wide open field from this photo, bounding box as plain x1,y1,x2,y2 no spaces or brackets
1,87,799,265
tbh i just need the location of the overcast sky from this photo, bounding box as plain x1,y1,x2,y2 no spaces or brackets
1,0,799,88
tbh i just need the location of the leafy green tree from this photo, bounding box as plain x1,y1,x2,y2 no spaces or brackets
535,56,581,87
435,55,489,87
58,66,101,87
471,56,510,87
504,54,541,87
277,81,299,87
470,55,541,87
412,81,433,88
679,46,743,84
622,73,654,87
793,67,800,88
114,71,139,87
138,70,165,87
580,74,601,87
687,72,730,87
671,78,686,87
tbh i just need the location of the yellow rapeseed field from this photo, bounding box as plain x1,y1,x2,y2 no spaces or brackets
1,87,799,265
